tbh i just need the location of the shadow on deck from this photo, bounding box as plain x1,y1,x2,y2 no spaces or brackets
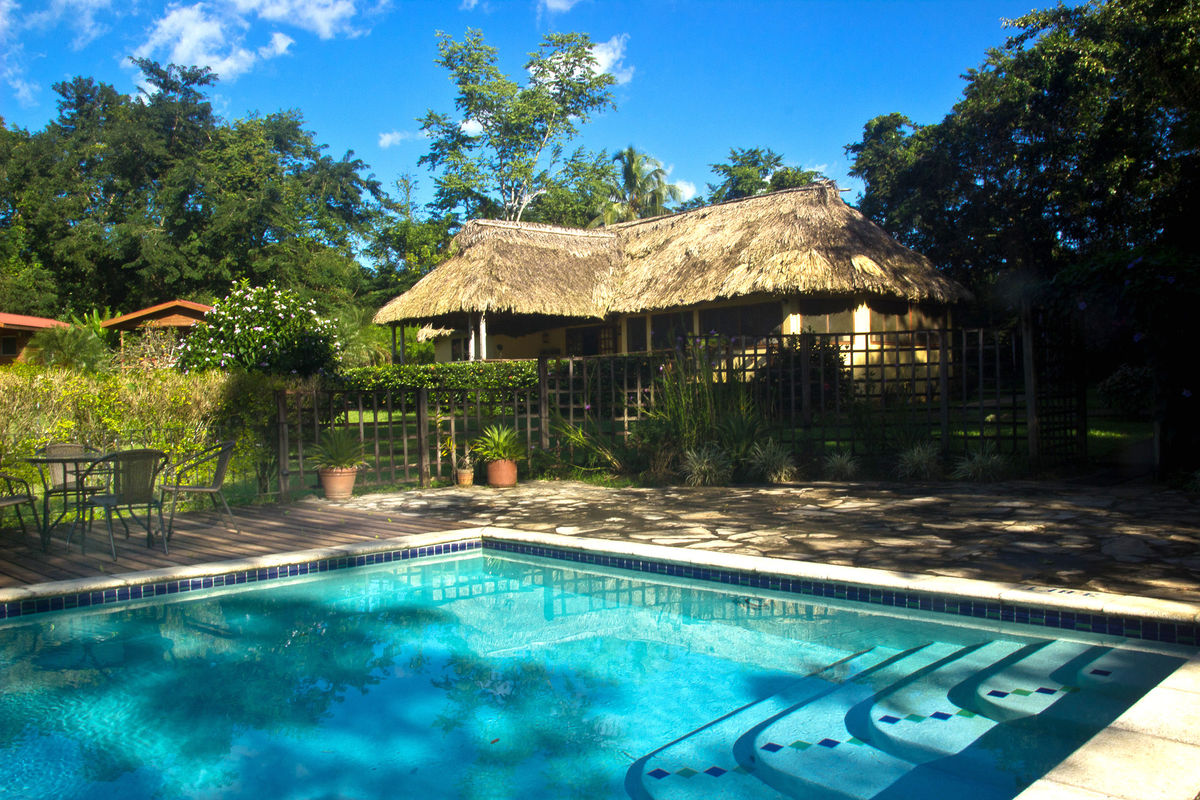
0,501,467,591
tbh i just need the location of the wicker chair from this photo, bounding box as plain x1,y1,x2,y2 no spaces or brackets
73,449,168,559
161,441,240,552
0,471,39,537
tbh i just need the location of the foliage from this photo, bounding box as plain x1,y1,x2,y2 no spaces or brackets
362,175,457,308
747,439,798,484
309,428,367,470
25,325,112,372
590,146,681,226
706,147,822,205
335,306,392,368
337,360,539,391
896,441,942,480
472,424,525,463
0,365,281,477
950,444,1008,482
178,281,339,376
1097,364,1154,419
0,60,381,316
418,29,616,221
680,444,732,487
822,449,860,481
521,148,617,228
114,327,181,370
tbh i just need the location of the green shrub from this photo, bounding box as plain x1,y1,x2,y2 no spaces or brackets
747,439,797,483
178,280,339,376
1097,364,1154,419
897,441,942,480
337,360,540,391
681,444,732,486
823,449,860,480
951,444,1008,481
25,325,112,372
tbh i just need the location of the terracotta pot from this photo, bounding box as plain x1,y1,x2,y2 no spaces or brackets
486,459,517,488
456,468,475,487
318,467,358,500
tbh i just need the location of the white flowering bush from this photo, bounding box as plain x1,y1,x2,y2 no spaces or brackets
178,281,339,376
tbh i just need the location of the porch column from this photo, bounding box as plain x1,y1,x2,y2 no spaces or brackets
478,313,488,360
467,313,477,361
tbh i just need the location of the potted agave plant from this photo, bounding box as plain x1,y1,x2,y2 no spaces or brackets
472,424,525,488
310,428,366,500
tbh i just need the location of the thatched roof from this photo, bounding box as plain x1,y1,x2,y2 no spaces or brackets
374,182,968,326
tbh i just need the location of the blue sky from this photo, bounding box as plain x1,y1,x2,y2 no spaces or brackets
3,0,1042,208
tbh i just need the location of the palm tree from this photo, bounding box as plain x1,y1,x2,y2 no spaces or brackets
591,146,682,226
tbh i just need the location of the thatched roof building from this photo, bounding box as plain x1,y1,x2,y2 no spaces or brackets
378,183,965,323
375,182,968,359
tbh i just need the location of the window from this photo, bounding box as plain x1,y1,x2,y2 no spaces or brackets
650,312,692,350
0,336,16,358
697,302,782,341
625,316,647,353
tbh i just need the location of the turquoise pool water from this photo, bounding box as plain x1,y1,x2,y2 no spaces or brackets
0,552,1189,800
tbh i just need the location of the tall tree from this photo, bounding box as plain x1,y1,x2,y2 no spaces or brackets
591,146,681,226
418,29,616,222
707,147,821,204
0,60,384,315
846,0,1200,473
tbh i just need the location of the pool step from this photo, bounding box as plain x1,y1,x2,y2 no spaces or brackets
745,639,1109,799
627,645,907,800
632,637,1132,800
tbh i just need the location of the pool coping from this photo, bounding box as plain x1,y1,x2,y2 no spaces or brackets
2,526,1200,800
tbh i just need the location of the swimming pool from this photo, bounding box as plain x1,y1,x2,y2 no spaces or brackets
0,544,1192,800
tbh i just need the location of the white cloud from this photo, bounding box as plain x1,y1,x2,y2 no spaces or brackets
378,129,424,148
258,30,293,57
459,0,479,8
675,180,697,202
592,33,633,85
231,0,359,40
540,0,582,11
134,3,308,81
460,118,483,136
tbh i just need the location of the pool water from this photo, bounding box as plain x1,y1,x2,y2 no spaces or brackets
0,552,1189,800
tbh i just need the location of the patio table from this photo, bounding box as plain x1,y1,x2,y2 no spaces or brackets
23,452,100,551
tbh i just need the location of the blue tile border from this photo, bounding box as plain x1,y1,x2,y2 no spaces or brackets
0,540,480,623
483,539,1199,647
2,535,1196,648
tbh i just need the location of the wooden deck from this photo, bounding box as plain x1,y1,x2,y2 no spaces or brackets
0,502,468,590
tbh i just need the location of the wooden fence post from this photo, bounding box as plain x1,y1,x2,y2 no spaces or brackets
276,390,291,503
938,328,950,452
416,387,430,487
538,356,550,450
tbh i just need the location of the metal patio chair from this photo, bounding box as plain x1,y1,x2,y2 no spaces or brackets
161,440,240,553
73,449,168,560
0,471,39,537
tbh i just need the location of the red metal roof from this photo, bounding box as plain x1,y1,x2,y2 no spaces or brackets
0,312,68,331
101,299,213,330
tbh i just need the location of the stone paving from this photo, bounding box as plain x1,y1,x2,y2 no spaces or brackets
330,479,1200,603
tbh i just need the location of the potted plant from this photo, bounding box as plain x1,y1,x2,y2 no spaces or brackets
472,424,525,488
442,435,476,487
310,429,366,500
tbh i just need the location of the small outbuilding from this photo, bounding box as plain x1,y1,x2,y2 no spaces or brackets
0,312,68,365
374,182,970,361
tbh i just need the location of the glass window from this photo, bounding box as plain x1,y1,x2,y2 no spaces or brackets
651,312,692,350
0,336,16,357
625,316,647,353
